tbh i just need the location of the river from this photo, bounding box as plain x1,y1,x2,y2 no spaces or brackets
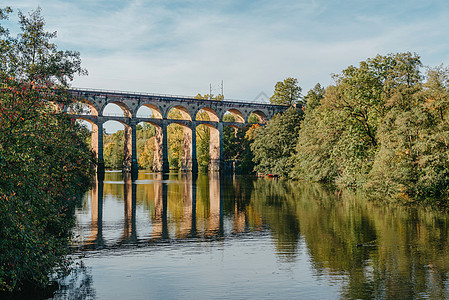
49,170,449,299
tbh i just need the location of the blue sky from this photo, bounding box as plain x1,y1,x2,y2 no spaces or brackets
3,0,449,101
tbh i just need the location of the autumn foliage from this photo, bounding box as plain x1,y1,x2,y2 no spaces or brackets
0,6,94,292
0,78,95,292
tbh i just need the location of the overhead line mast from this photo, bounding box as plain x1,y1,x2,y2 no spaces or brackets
209,81,224,100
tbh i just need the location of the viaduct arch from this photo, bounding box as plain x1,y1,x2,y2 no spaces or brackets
65,88,289,173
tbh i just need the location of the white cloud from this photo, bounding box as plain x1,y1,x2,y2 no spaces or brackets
5,0,449,100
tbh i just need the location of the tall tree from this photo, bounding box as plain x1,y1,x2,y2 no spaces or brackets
270,77,302,106
293,53,423,188
0,7,13,75
1,7,87,86
303,83,324,112
251,107,303,177
367,65,449,198
0,79,94,293
0,7,93,291
223,115,256,173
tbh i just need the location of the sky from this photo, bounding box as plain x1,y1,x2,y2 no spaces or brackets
3,0,449,131
4,0,449,98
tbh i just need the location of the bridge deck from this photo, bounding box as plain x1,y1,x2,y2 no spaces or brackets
68,87,287,109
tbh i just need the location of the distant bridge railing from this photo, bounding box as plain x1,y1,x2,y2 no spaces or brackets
68,87,279,106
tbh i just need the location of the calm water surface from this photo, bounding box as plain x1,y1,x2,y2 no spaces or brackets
51,171,449,299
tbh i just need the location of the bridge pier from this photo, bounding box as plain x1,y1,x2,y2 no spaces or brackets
123,121,139,176
153,121,170,173
123,122,132,172
181,122,198,173
131,121,138,174
191,123,198,174
209,122,223,172
162,120,170,173
91,120,105,175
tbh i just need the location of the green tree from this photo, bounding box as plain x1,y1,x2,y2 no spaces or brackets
165,109,186,169
102,124,157,170
0,7,13,75
367,65,449,198
7,7,86,85
137,123,155,169
138,136,155,169
270,77,302,106
293,52,424,189
291,86,343,182
247,113,259,123
303,83,324,112
251,107,303,177
223,123,256,173
292,52,449,201
0,80,94,293
0,7,93,292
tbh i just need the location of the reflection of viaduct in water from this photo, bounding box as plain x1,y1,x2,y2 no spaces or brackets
65,88,289,174
87,179,104,249
86,173,247,249
123,174,137,243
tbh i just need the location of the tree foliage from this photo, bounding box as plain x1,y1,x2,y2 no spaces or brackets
303,83,324,112
0,80,94,292
0,7,93,292
223,116,257,173
104,130,125,169
136,123,155,169
270,77,302,106
292,52,449,201
167,110,184,169
254,53,449,201
251,107,303,177
1,7,87,86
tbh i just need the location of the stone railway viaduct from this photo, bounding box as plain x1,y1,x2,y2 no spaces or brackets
65,88,288,173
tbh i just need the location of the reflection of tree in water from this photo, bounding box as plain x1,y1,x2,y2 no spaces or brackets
51,261,95,300
195,173,210,220
250,178,449,298
226,175,254,212
346,199,449,300
258,182,449,299
250,179,301,262
294,185,379,299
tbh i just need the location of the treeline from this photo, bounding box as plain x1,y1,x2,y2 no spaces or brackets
253,53,449,201
0,7,94,293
